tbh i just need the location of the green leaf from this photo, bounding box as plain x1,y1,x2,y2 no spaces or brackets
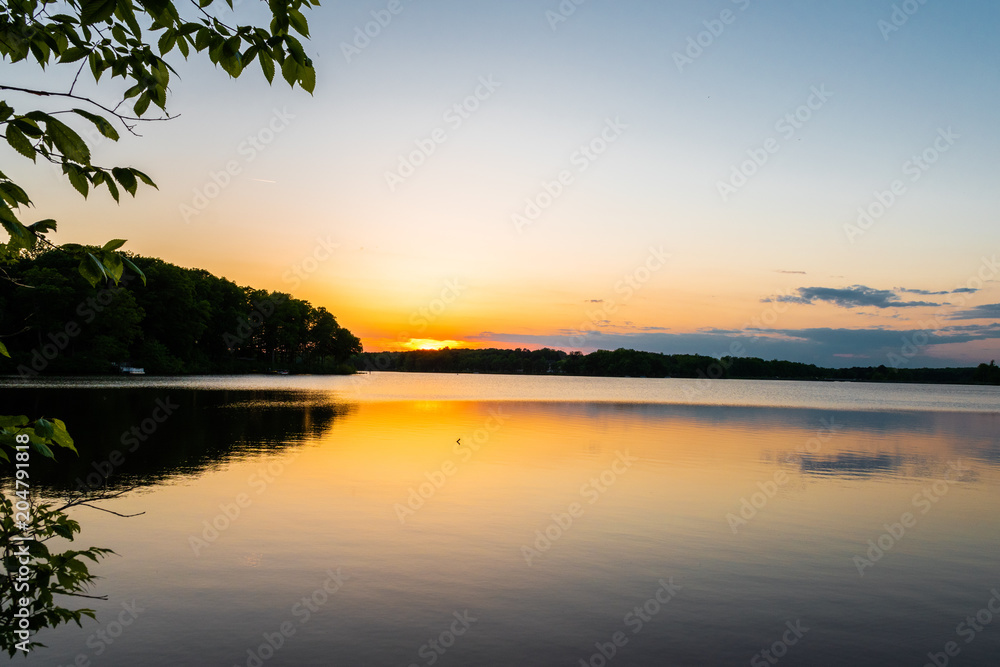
177,22,201,37
102,238,127,251
50,419,76,453
285,35,306,63
59,46,90,63
299,63,315,94
6,124,36,161
0,210,36,251
53,524,74,539
0,197,19,221
121,256,146,286
133,92,151,116
11,119,43,139
34,418,55,439
208,35,224,63
73,109,119,141
281,56,298,88
119,0,143,37
111,168,137,196
195,27,211,51
45,117,91,165
258,50,274,84
138,0,171,22
220,54,243,77
289,9,309,37
29,40,50,67
89,52,104,82
158,28,176,55
80,0,118,25
0,341,8,358
64,165,89,197
78,253,107,287
28,219,58,234
101,251,124,283
0,181,31,206
151,81,168,109
103,175,120,202
131,168,157,188
29,434,55,459
0,415,29,427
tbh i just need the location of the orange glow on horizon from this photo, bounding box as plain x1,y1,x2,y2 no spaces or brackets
399,339,467,351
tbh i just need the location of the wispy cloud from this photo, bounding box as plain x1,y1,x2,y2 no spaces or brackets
764,285,940,309
897,287,979,296
775,270,806,275
949,303,1000,320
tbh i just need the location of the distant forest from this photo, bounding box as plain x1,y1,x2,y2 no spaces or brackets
3,250,998,385
0,250,361,375
354,348,1000,386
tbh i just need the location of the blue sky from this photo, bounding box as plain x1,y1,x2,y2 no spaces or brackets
7,0,1000,366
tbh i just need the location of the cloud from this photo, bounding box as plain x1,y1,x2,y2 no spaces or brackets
775,270,806,275
946,322,1000,333
898,287,980,296
470,323,1000,368
949,303,1000,320
585,299,604,303
765,285,941,309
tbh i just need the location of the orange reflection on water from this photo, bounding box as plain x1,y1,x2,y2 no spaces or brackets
43,396,1000,667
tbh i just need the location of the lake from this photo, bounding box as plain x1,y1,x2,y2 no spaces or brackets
2,374,999,666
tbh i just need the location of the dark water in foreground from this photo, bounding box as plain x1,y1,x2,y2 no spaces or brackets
2,374,999,666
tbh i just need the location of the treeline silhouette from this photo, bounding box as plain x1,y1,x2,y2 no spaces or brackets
3,387,352,493
354,348,1000,385
1,250,361,375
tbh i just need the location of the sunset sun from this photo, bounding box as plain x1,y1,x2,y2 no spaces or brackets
401,339,465,351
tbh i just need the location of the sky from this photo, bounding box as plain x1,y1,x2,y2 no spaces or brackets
7,0,1000,367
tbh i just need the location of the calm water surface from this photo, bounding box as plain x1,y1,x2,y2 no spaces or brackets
2,374,999,666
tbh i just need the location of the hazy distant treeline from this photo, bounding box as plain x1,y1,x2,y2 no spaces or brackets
353,347,1000,385
0,251,361,375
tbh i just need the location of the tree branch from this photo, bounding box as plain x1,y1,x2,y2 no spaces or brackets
57,486,142,513
0,265,34,288
74,504,146,519
58,591,110,601
189,0,238,33
68,59,88,96
0,84,177,135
